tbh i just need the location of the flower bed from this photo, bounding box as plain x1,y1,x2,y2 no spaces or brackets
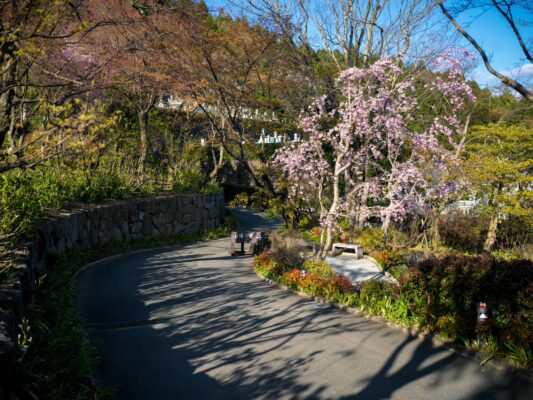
253,250,358,307
253,249,533,369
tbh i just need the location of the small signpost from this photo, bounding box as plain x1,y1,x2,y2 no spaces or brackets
476,302,490,348
230,231,268,256
477,302,489,325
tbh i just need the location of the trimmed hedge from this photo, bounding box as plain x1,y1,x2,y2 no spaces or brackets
400,255,533,353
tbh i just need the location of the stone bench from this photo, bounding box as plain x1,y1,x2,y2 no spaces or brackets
332,243,363,259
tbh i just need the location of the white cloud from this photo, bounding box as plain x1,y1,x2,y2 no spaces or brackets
503,63,533,77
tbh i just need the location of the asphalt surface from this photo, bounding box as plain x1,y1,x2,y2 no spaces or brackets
77,210,532,399
226,207,284,231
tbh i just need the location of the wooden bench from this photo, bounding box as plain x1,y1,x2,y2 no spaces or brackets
230,231,268,256
332,243,363,259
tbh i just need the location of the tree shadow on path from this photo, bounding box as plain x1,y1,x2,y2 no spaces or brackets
79,240,533,399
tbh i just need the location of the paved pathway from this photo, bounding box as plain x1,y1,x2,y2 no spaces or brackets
77,212,532,399
226,207,284,231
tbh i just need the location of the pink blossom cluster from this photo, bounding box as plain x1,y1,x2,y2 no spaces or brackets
434,47,477,75
274,56,475,235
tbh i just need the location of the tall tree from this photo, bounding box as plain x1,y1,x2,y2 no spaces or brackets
275,56,474,256
241,0,437,71
82,0,195,177
179,10,302,194
463,123,533,251
0,0,105,172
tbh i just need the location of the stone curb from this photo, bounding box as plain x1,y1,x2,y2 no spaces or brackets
254,270,533,382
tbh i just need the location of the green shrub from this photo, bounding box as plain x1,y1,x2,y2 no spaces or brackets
254,248,533,367
280,267,357,305
0,166,138,241
357,227,385,250
253,247,303,277
401,255,533,351
172,169,219,193
373,250,403,270
301,226,322,245
0,168,63,238
302,258,336,278
439,215,488,252
229,192,250,207
60,169,135,203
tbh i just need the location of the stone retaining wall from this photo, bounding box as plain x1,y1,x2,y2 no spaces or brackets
0,192,225,387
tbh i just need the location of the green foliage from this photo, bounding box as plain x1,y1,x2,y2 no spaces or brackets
373,250,402,270
439,214,488,252
253,247,303,277
61,169,135,203
401,255,533,354
172,169,203,192
504,342,532,368
358,280,410,323
229,192,250,207
255,246,533,367
254,250,357,307
10,255,99,399
469,85,533,126
357,227,385,251
0,166,136,241
464,124,532,221
0,168,63,238
301,226,322,245
372,250,408,280
496,215,533,255
297,214,313,230
302,258,336,278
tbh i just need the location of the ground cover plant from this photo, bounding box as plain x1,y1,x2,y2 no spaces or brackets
254,249,357,308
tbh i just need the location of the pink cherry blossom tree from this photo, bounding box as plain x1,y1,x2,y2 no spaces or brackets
275,55,474,257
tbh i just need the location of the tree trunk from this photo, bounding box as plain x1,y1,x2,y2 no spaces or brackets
320,224,333,259
0,58,16,149
430,211,442,246
283,212,297,234
382,214,391,246
138,109,149,177
483,215,499,252
319,170,340,258
202,142,224,185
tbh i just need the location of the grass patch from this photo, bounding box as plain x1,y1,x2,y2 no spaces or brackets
8,225,231,399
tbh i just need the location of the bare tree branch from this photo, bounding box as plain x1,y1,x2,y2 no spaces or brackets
491,0,532,63
438,1,533,102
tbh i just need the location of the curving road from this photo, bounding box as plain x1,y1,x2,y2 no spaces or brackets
77,210,532,399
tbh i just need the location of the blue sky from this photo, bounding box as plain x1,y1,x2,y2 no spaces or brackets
206,1,532,89
453,3,532,87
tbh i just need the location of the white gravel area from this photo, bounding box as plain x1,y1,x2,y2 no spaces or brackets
325,255,385,283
